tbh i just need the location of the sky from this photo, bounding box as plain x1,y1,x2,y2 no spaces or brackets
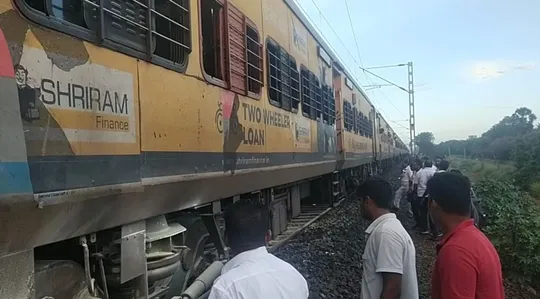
294,0,540,144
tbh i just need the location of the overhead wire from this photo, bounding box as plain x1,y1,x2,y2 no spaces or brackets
295,0,408,144
343,0,407,120
294,0,386,113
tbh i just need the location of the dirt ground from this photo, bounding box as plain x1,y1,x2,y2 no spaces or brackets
274,164,538,299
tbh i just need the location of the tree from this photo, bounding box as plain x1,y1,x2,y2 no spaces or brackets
414,132,435,156
483,107,537,140
513,129,540,190
489,136,515,160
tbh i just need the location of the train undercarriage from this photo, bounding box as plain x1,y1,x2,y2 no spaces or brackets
0,158,402,299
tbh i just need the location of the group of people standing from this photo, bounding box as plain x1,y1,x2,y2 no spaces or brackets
357,164,505,298
207,157,504,299
394,156,451,240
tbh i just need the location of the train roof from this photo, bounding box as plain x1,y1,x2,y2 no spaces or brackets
283,0,407,148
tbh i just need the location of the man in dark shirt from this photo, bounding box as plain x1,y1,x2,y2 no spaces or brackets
427,172,505,299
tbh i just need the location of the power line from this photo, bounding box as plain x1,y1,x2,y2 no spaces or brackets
339,0,408,120
297,0,409,145
294,0,389,121
344,0,366,74
390,120,410,130
374,88,408,119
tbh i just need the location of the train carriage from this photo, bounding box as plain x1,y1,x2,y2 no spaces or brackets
0,0,408,298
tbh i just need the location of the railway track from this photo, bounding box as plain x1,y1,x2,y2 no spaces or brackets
267,194,352,253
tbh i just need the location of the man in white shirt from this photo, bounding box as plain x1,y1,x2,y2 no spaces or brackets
393,162,413,210
416,161,436,234
208,202,309,299
357,177,419,299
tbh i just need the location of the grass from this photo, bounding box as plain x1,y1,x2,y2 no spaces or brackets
448,156,516,183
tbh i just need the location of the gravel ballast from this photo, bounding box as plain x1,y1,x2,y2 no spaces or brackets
273,164,537,299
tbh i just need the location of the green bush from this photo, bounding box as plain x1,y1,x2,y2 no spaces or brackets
530,181,540,199
475,179,540,283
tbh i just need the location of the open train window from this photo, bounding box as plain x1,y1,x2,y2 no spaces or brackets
200,1,262,97
201,0,226,81
246,25,262,95
17,0,191,70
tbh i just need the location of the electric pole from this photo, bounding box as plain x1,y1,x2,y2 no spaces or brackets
408,62,416,154
363,62,416,154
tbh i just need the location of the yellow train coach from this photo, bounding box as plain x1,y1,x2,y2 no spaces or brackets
0,0,408,297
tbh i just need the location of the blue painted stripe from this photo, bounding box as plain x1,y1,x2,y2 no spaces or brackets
0,162,33,194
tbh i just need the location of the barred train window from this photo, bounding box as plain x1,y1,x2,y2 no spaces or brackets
24,0,191,66
201,0,262,97
321,85,335,125
267,41,282,107
266,41,299,111
343,101,353,131
352,107,359,134
246,26,262,94
310,73,321,120
301,68,311,118
301,68,321,120
359,111,365,136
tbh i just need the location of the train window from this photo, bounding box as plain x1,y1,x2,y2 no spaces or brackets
347,103,354,132
343,101,351,131
266,41,282,107
290,57,300,111
358,112,363,135
201,2,261,97
360,113,364,135
153,0,191,65
352,107,358,134
266,41,298,111
310,74,322,120
322,84,335,126
367,117,373,138
301,67,312,118
279,47,292,111
19,0,191,69
246,25,263,95
201,0,226,81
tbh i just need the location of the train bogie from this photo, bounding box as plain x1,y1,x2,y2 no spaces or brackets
0,0,407,297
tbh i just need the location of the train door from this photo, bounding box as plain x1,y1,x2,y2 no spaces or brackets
333,69,344,155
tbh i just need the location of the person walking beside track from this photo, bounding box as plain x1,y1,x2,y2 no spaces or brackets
357,177,419,299
208,202,309,299
393,161,413,211
416,160,436,234
409,160,422,224
428,172,505,299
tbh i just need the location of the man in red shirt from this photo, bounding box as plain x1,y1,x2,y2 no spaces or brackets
427,172,505,299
